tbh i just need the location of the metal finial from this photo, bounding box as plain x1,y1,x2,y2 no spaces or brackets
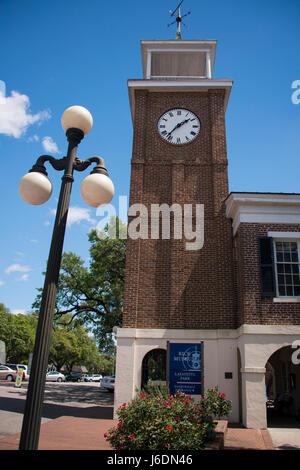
168,0,191,40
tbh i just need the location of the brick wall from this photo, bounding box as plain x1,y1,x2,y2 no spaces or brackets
234,223,300,326
122,89,236,329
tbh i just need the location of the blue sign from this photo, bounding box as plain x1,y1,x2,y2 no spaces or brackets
168,343,202,395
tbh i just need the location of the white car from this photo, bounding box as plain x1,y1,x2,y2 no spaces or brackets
86,374,102,382
46,371,66,382
101,375,115,392
5,364,29,380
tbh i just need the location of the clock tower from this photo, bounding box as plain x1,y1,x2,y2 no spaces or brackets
114,38,238,419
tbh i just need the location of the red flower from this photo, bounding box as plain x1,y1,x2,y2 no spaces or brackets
184,400,189,403
167,426,172,431
166,402,171,407
104,432,107,438
175,417,180,420
140,393,146,398
221,393,226,398
117,423,123,428
122,403,126,407
129,434,135,439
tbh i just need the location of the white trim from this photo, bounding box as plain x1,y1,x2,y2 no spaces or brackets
268,231,300,239
128,79,233,122
141,40,217,79
273,297,300,303
241,367,266,374
115,324,300,340
225,193,300,235
206,51,212,79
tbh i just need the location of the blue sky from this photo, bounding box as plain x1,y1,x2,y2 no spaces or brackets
0,0,300,314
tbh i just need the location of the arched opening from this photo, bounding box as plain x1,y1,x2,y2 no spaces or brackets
141,348,166,390
265,345,300,427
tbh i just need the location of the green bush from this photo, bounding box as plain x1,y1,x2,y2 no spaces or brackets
105,390,217,450
200,387,232,420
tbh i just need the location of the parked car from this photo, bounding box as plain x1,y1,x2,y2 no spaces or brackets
0,365,18,382
5,364,27,380
65,372,84,382
100,375,115,392
86,374,103,382
46,371,66,382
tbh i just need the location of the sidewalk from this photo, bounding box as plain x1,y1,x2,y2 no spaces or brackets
0,416,275,450
0,416,118,450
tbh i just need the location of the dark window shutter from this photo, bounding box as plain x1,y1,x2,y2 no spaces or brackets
258,237,276,296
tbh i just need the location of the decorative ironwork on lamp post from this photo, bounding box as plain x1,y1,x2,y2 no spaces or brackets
18,106,114,450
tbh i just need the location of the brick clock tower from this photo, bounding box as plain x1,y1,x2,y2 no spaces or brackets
114,38,238,418
114,36,300,430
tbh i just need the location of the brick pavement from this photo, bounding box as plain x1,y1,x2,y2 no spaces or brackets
0,416,275,450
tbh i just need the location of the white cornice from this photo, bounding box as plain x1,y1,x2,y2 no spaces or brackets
127,78,233,122
115,324,300,339
141,40,217,79
225,192,300,235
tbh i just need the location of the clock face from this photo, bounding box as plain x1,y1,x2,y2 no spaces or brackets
157,108,200,145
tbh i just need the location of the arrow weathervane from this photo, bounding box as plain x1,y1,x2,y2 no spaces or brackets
168,0,191,40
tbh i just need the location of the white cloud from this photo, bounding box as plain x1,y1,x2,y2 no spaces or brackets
51,206,96,227
27,134,40,142
11,309,26,315
42,136,60,154
0,280,4,286
15,251,24,258
67,206,96,227
5,264,31,275
0,91,50,138
18,274,29,282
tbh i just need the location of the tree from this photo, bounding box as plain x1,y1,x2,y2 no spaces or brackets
33,217,126,351
49,320,101,373
0,307,36,363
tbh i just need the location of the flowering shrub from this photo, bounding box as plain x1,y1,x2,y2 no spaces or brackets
104,390,216,450
199,387,232,420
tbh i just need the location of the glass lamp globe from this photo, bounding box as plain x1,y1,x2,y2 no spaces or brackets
61,105,93,135
19,172,52,205
80,173,114,208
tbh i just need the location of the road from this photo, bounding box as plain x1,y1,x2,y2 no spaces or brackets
0,381,114,440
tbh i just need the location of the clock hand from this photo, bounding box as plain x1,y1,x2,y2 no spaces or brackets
167,122,181,136
167,118,190,136
180,118,190,126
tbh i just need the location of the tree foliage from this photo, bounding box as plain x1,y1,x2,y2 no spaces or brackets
33,217,126,352
0,305,36,363
49,317,102,373
0,306,106,372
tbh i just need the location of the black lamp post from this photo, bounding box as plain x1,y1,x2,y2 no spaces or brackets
18,106,114,450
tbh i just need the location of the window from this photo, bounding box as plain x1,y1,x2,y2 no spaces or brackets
274,240,300,297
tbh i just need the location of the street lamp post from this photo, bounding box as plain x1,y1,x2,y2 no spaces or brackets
18,106,114,450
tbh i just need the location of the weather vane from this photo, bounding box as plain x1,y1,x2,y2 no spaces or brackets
168,0,191,40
